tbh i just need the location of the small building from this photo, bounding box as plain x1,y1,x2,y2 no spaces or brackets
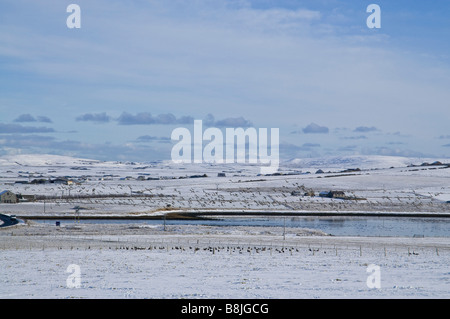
30,178,49,184
52,178,69,185
21,194,36,202
319,190,346,199
0,190,18,204
319,191,332,198
330,191,346,198
119,176,135,181
189,174,207,178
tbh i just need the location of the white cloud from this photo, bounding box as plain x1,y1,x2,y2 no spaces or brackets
302,123,329,134
76,112,111,123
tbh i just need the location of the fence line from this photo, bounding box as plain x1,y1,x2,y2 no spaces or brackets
1,233,448,258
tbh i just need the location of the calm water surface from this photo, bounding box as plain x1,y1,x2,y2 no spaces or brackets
36,216,450,237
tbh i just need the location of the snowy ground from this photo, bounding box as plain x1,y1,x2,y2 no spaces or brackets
1,223,449,299
0,154,449,299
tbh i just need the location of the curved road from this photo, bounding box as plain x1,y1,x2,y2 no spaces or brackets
0,214,19,228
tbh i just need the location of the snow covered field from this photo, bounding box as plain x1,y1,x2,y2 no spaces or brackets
1,224,449,299
1,154,449,299
0,154,449,217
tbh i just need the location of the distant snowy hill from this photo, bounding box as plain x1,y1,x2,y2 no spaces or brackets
0,154,105,167
282,155,445,170
0,153,446,172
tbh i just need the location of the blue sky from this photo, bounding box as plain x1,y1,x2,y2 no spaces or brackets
0,0,449,162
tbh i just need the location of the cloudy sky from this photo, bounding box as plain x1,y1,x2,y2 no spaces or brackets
1,0,449,162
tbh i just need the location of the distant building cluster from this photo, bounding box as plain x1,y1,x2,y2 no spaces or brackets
15,177,82,185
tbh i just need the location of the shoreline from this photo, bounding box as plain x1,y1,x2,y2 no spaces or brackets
13,210,450,221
